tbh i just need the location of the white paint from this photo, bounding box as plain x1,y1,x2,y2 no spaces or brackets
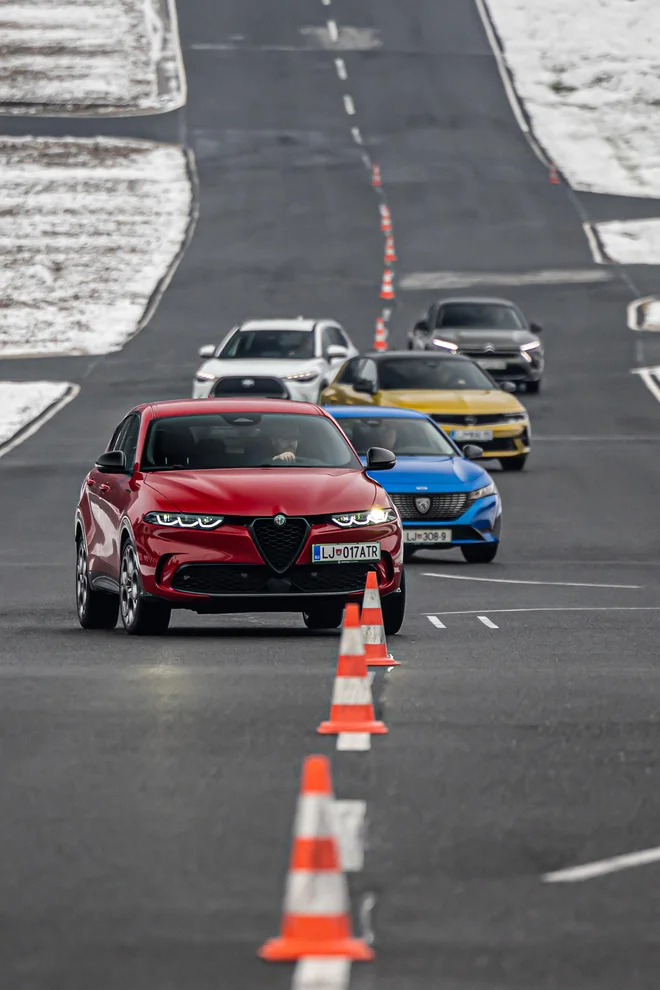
424,607,660,616
331,800,366,872
327,19,338,42
284,872,349,914
0,137,193,358
331,677,371,705
627,297,660,331
543,846,660,884
334,57,347,80
596,219,660,266
582,222,609,265
321,0,332,5
0,382,79,457
474,0,531,138
337,732,371,751
350,126,363,145
427,615,446,629
343,94,356,115
423,572,640,589
482,0,660,199
301,25,381,50
400,269,611,290
632,367,660,407
478,615,499,629
0,0,186,115
294,795,334,839
292,958,351,990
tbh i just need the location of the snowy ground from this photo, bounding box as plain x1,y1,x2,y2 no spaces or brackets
597,219,660,267
0,137,193,357
0,0,185,114
0,381,78,452
484,0,660,200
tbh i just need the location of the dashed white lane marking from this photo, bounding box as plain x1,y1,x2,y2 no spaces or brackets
293,958,351,990
332,800,366,872
423,572,641,590
632,366,660,406
582,222,609,265
543,846,660,884
334,57,347,79
327,18,338,42
337,732,370,751
400,269,612,290
478,615,498,629
343,94,356,115
321,0,331,5
424,607,660,617
0,384,80,460
427,615,446,629
350,126,363,145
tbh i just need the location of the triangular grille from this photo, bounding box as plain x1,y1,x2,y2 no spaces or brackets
251,517,309,574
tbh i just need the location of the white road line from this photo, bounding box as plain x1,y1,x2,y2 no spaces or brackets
327,19,338,42
543,846,660,884
350,126,363,144
427,615,446,629
292,958,351,990
332,800,366,872
321,0,332,5
478,615,498,629
334,57,347,80
535,435,660,442
632,366,660,406
582,222,609,265
423,572,641,590
400,269,612,290
424,607,660,617
337,732,371,751
473,0,529,137
0,384,80,460
343,94,356,115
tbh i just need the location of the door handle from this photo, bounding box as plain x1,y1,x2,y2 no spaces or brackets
99,483,110,493
86,478,95,487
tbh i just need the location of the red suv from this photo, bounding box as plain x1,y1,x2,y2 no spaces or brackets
75,399,405,635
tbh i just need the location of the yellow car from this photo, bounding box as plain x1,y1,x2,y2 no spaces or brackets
321,351,530,470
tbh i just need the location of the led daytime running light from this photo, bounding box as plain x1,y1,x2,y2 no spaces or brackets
145,512,224,529
469,482,497,501
331,507,397,528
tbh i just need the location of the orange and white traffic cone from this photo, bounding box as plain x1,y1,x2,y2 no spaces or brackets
384,234,396,264
318,604,387,735
380,269,394,301
379,204,392,233
361,570,400,667
258,755,373,961
371,164,382,187
373,316,388,352
549,163,560,184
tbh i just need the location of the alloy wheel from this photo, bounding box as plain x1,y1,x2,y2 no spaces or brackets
120,544,140,628
76,540,88,617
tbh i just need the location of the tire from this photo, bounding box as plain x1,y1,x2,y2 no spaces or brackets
76,537,119,630
382,571,406,636
526,380,541,394
403,546,417,562
302,603,344,630
500,454,527,472
119,542,171,635
461,543,499,564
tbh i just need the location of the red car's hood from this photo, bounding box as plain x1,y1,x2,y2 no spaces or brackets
143,468,381,516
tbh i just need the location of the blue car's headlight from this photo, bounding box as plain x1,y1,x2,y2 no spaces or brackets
468,482,497,501
331,507,397,527
144,512,224,529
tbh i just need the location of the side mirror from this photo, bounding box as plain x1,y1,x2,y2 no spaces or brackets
326,344,348,362
414,319,429,332
96,450,127,473
462,445,483,460
529,322,542,333
500,381,517,393
366,446,396,470
353,377,377,395
198,344,216,359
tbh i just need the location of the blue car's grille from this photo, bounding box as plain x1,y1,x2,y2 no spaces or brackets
390,492,470,521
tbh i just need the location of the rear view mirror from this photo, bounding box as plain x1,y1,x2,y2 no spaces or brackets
354,377,377,395
529,322,543,333
366,446,396,470
462,445,483,460
500,381,517,393
96,450,127,473
198,344,216,358
414,319,429,332
326,345,348,361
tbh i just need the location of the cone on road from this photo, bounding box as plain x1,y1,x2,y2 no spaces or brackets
258,755,374,962
549,163,560,184
373,316,388,352
380,269,394,301
361,570,400,667
379,204,392,233
384,235,397,264
371,164,382,187
318,604,387,735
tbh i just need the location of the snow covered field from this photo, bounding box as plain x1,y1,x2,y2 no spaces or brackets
483,0,660,200
597,219,660,267
0,381,78,453
0,0,185,114
0,137,193,357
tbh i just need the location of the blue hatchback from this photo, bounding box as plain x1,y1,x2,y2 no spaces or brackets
329,407,501,563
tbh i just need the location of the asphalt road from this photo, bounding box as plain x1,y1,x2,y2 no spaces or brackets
2,1,660,987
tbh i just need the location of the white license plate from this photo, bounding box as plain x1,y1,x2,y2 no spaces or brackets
312,542,381,563
477,359,507,370
451,429,493,441
404,529,452,544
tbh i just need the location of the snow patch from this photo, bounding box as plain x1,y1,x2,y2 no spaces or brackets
644,302,660,330
596,219,660,266
0,0,186,114
0,137,193,357
0,381,76,450
484,0,660,199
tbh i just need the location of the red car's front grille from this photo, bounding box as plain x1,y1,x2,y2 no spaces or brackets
251,517,309,573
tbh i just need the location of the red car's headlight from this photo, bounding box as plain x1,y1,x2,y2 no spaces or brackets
330,508,397,528
144,512,224,530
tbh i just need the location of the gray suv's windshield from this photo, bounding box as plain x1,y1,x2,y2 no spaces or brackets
436,303,524,330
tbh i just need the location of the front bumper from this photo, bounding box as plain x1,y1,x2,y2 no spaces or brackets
433,420,530,460
399,494,501,547
133,517,403,612
464,354,544,385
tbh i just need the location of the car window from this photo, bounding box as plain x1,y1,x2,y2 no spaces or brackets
109,420,126,451
436,303,524,330
320,328,334,359
379,357,495,391
141,413,362,470
117,415,140,469
339,417,456,456
337,357,360,385
217,329,314,360
326,326,346,347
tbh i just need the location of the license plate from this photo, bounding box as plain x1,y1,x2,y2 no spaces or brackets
451,429,493,441
312,542,381,563
477,359,507,370
404,529,451,544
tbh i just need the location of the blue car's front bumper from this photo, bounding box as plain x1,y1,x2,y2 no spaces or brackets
399,494,501,547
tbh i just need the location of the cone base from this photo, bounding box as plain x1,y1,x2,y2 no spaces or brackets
317,720,388,735
259,935,374,962
366,655,401,667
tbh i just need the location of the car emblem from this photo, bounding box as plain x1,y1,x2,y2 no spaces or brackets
485,344,494,353
242,378,255,387
274,514,286,527
415,486,428,491
414,497,431,515
465,416,477,426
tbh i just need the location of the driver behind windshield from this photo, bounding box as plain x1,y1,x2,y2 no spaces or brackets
270,421,303,463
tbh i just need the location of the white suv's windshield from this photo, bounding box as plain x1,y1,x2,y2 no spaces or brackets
339,417,456,457
142,413,361,470
218,329,314,360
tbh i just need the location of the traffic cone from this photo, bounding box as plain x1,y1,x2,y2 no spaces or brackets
258,756,374,961
384,235,396,264
549,163,559,184
379,204,392,233
380,269,394,301
318,604,387,735
373,316,388,352
371,164,381,187
361,571,400,667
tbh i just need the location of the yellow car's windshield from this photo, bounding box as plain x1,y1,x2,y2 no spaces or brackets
379,357,494,391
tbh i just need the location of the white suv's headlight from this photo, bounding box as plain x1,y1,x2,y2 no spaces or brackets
468,482,497,501
285,371,320,383
331,507,397,527
195,370,217,382
144,512,224,529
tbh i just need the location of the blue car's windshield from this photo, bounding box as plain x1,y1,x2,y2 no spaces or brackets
339,417,456,457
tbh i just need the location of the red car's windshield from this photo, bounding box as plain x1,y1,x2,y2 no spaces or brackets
141,412,361,470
